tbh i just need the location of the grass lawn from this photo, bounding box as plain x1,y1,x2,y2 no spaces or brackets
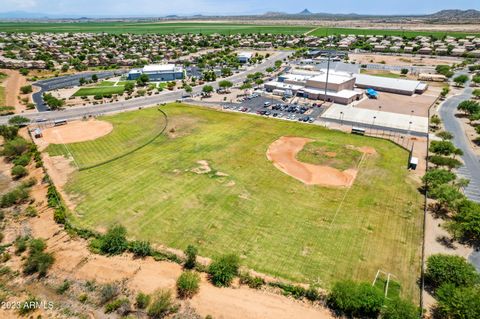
116,81,136,86
73,86,125,96
360,69,405,79
98,81,118,87
0,22,311,35
46,103,423,299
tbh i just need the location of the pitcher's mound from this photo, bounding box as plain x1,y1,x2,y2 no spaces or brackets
267,136,372,187
42,120,113,144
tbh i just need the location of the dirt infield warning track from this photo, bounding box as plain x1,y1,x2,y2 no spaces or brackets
42,120,113,144
267,136,372,187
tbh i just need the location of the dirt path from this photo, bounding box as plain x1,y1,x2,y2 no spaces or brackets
267,136,359,187
0,68,27,112
28,210,334,319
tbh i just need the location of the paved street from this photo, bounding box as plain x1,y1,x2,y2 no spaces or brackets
0,51,292,125
438,74,480,203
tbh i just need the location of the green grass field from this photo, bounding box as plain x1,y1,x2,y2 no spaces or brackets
0,21,477,38
0,22,311,35
310,27,479,38
46,103,423,298
297,142,363,171
0,87,5,106
73,86,125,96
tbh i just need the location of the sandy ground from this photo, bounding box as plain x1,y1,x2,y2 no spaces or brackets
41,119,113,144
266,136,374,187
458,116,480,157
0,68,28,113
355,88,439,117
350,54,462,67
28,209,335,319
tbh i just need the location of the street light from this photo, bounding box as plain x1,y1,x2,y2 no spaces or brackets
340,111,344,125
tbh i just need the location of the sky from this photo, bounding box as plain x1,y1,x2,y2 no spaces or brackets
1,0,478,16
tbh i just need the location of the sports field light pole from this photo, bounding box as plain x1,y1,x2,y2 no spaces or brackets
323,35,333,104
372,116,377,135
339,111,344,126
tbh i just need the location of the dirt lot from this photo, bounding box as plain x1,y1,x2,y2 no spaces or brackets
355,87,440,117
0,68,29,112
350,53,462,67
41,119,113,144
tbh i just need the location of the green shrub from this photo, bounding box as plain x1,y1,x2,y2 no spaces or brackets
184,244,197,269
128,240,152,257
20,85,32,94
176,271,200,299
99,283,119,305
208,254,240,287
23,238,54,277
56,280,71,294
327,280,384,318
2,137,30,159
135,292,150,309
11,165,27,179
147,290,178,319
381,298,419,319
0,185,30,207
436,284,480,319
305,287,321,302
425,254,479,291
18,296,40,315
12,153,31,166
54,206,67,224
269,282,306,299
105,298,130,314
78,294,88,303
99,224,128,255
25,205,38,217
239,271,265,289
14,236,29,255
429,155,462,170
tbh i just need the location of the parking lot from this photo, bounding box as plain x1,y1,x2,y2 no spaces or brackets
221,94,326,123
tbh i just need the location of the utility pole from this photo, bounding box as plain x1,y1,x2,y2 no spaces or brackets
324,35,333,104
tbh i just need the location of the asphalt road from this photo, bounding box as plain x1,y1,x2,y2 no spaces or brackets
438,74,480,203
32,70,124,112
1,51,291,125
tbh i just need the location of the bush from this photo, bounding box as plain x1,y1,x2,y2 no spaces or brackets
20,85,32,94
15,236,29,255
8,115,30,126
147,289,178,319
23,238,54,277
0,184,30,208
208,254,240,287
54,206,67,224
436,284,480,319
425,254,479,291
12,153,31,166
11,165,27,179
327,281,384,318
129,240,152,257
269,282,306,299
56,280,71,294
450,200,480,243
176,271,200,299
99,224,128,255
2,137,30,159
239,271,265,289
25,205,38,217
305,287,321,302
99,283,119,305
105,298,130,314
184,244,197,269
381,298,419,319
136,292,150,309
18,296,40,316
422,169,456,191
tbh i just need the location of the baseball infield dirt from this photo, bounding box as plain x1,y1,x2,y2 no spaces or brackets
41,119,113,144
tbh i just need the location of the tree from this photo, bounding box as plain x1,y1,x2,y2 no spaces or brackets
429,155,462,170
453,74,469,87
327,281,384,318
458,100,480,116
218,80,233,90
128,240,152,258
42,93,65,110
184,85,192,93
401,68,409,75
436,65,454,78
450,200,480,244
430,114,442,129
429,140,457,156
79,77,86,86
208,254,240,287
221,67,232,77
430,184,465,211
274,60,282,68
0,125,19,140
436,284,480,319
136,73,149,86
91,74,98,82
19,68,29,76
11,165,27,179
23,238,54,277
61,63,69,72
240,83,252,90
425,254,480,291
436,131,454,141
99,225,128,255
202,85,214,95
441,86,450,98
184,245,197,270
124,82,135,94
176,271,200,299
422,169,456,191
8,116,30,126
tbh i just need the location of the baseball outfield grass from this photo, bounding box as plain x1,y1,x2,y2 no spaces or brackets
46,103,423,298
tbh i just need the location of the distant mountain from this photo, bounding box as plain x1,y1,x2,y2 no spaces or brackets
298,9,313,15
427,9,480,20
